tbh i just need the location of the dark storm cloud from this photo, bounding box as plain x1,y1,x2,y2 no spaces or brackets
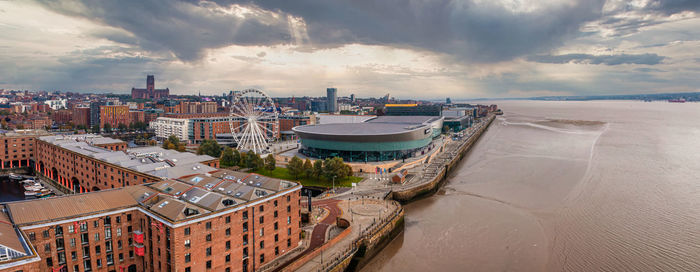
231,0,607,62
527,53,666,65
37,0,609,63
644,0,700,14
35,0,293,61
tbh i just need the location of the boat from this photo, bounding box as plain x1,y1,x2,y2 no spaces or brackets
24,190,38,197
669,98,686,103
36,190,54,198
9,173,23,180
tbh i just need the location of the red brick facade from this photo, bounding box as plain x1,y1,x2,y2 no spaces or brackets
72,107,91,127
99,106,130,129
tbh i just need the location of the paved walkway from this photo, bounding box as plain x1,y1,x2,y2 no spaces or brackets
274,199,341,271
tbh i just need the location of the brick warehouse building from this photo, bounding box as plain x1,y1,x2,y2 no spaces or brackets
0,130,50,169
35,135,219,193
0,169,303,272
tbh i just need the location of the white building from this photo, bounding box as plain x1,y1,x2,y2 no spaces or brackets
43,99,67,110
150,117,190,143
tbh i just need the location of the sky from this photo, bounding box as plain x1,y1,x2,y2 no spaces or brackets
0,0,699,99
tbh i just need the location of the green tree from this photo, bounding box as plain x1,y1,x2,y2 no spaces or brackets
264,154,276,171
238,151,248,168
91,125,100,134
220,147,235,167
312,159,323,178
232,149,241,166
322,157,349,181
287,156,304,179
103,123,112,133
245,151,263,170
303,159,313,178
197,139,221,157
117,123,127,131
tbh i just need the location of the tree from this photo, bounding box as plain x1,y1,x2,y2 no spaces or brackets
303,159,313,178
232,149,241,166
197,139,222,157
117,123,127,131
245,151,263,170
264,154,276,171
287,156,304,179
443,125,451,133
312,159,323,178
103,123,112,133
91,125,100,134
238,151,248,168
220,147,235,167
322,157,350,181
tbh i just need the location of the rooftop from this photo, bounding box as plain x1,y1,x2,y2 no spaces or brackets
294,115,442,136
39,134,216,179
5,170,299,225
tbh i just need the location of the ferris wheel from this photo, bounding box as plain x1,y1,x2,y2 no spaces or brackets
229,89,279,153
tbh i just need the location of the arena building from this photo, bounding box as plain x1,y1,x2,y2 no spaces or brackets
293,116,443,162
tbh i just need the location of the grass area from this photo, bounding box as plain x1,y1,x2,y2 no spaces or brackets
253,167,362,188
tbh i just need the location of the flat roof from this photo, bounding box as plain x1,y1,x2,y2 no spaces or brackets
294,115,442,136
39,135,216,179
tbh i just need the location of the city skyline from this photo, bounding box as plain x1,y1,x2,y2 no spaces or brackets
1,1,699,98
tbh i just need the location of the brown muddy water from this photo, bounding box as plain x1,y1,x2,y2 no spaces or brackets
362,100,700,271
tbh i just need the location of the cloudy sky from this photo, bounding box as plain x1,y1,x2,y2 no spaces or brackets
0,0,699,99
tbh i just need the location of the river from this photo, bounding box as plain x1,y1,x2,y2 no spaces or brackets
362,100,700,271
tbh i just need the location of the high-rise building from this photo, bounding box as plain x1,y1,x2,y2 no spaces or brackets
89,101,104,128
326,88,337,113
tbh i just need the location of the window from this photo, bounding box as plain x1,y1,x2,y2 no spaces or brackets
127,226,132,233
116,216,121,224
104,216,111,226
205,222,212,230
117,240,122,249
119,253,124,262
287,206,291,212
70,238,76,248
243,222,248,232
71,251,77,261
287,195,290,202
83,246,90,258
274,234,278,242
260,240,264,249
56,238,65,250
126,214,131,221
243,247,248,258
287,239,291,247
274,200,278,207
225,216,231,223
206,260,212,269
95,245,101,255
225,228,231,236
206,234,212,242
243,234,248,245
275,246,279,256
184,227,190,236
46,257,53,267
44,243,51,253
184,253,191,263
288,228,291,236
106,253,114,265
83,259,92,271
242,211,248,220
206,246,212,256
93,220,99,228
28,232,35,241
185,267,191,272
56,226,64,236
81,233,89,244
105,241,112,252
274,211,278,218
94,233,100,241
105,228,112,239
68,225,74,233
184,240,190,248
116,228,122,237
96,259,102,268
259,216,264,224
274,222,278,230
259,205,264,212
260,254,265,264
43,230,50,238
226,241,231,250
288,216,291,224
